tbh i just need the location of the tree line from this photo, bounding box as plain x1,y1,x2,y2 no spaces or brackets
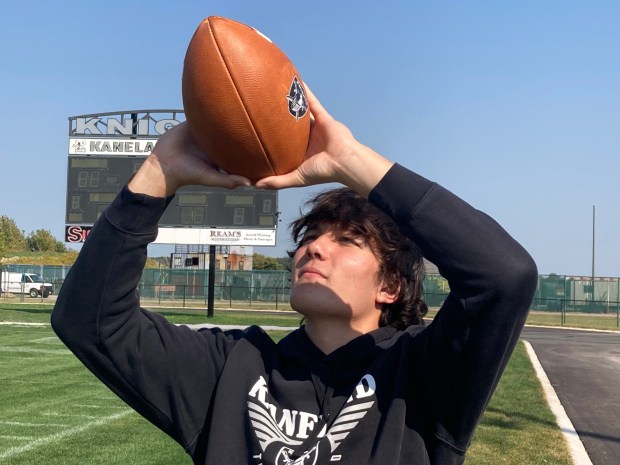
0,215,67,254
252,253,291,271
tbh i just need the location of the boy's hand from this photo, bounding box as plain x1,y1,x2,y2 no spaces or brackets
129,122,251,197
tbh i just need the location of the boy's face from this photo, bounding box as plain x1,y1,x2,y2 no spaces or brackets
290,224,395,329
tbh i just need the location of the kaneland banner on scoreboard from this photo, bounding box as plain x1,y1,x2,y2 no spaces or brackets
69,138,158,156
65,110,278,246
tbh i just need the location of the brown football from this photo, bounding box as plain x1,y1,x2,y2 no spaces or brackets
182,16,310,183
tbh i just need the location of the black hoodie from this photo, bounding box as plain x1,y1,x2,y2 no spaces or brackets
52,164,538,465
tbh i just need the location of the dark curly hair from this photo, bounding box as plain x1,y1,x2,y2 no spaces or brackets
289,188,428,329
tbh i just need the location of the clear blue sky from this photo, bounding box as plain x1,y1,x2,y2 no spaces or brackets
1,0,618,277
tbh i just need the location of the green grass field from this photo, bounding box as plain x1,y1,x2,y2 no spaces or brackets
0,324,191,465
0,302,577,465
466,343,572,465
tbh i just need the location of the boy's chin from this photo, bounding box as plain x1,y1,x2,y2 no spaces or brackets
290,283,352,317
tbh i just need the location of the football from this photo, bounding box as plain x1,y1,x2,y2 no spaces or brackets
182,16,310,183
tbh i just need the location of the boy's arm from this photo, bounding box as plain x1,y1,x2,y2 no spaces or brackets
370,164,538,461
52,124,251,452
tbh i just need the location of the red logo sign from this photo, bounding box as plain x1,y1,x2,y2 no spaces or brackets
65,225,93,243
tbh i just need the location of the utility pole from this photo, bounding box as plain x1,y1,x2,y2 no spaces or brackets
591,205,595,301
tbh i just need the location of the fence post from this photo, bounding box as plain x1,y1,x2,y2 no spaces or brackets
561,298,566,325
183,285,186,308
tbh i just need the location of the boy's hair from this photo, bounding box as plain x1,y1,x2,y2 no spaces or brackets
289,188,428,329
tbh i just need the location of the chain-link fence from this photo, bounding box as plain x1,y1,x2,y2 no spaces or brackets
0,264,70,297
2,265,619,324
533,274,620,312
139,267,292,310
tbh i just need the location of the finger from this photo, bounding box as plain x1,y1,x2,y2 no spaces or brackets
303,83,331,122
254,170,306,190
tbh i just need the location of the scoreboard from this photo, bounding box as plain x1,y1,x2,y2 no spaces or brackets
66,110,278,246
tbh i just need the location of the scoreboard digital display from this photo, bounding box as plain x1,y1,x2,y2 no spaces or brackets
66,110,278,245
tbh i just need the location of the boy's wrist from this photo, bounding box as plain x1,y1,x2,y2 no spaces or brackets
337,143,395,198
128,155,176,198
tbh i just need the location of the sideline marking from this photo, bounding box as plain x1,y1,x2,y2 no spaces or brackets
0,409,132,460
523,340,593,465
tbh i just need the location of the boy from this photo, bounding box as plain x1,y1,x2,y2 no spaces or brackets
52,88,537,465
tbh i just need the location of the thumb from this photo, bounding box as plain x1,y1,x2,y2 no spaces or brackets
254,170,306,190
194,169,252,190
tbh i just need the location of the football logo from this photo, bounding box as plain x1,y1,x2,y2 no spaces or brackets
287,77,308,121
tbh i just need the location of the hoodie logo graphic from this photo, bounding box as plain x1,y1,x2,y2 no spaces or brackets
275,444,319,465
247,374,376,463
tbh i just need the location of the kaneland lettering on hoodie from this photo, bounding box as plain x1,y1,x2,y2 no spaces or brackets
247,373,376,463
52,164,538,465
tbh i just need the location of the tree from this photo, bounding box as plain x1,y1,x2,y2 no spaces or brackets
55,240,68,253
0,215,27,252
253,253,286,270
27,229,67,252
276,256,292,271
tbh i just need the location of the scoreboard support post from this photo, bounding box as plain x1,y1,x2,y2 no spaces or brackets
207,245,216,318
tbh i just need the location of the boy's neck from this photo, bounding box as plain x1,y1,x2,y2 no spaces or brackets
303,316,380,355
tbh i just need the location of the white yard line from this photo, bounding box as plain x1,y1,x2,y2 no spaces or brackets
0,435,35,441
0,346,70,355
43,412,98,419
73,404,126,410
523,340,593,465
0,409,133,460
1,421,68,427
0,322,47,326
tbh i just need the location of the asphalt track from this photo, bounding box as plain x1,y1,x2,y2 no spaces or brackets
521,327,620,465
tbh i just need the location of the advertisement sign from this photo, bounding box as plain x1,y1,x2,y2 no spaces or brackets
154,227,277,246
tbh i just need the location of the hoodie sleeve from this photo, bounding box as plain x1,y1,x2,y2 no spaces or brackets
369,164,538,460
51,185,243,454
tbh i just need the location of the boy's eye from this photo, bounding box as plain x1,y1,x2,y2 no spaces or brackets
338,234,362,246
299,233,317,245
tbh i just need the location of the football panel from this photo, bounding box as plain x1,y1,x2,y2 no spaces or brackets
210,17,310,176
182,19,276,180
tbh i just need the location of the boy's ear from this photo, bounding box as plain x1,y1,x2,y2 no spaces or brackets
376,279,400,305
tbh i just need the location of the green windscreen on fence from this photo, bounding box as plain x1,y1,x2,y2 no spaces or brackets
2,264,619,315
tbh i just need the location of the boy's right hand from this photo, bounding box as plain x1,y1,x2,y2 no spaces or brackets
128,122,251,198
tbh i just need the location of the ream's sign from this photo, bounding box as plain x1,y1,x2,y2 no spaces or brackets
69,138,157,156
155,228,277,246
66,225,276,246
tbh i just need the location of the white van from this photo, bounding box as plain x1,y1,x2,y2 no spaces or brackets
0,272,53,298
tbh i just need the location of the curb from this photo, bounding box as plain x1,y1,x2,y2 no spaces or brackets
523,340,593,465
525,323,620,334
183,323,299,331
